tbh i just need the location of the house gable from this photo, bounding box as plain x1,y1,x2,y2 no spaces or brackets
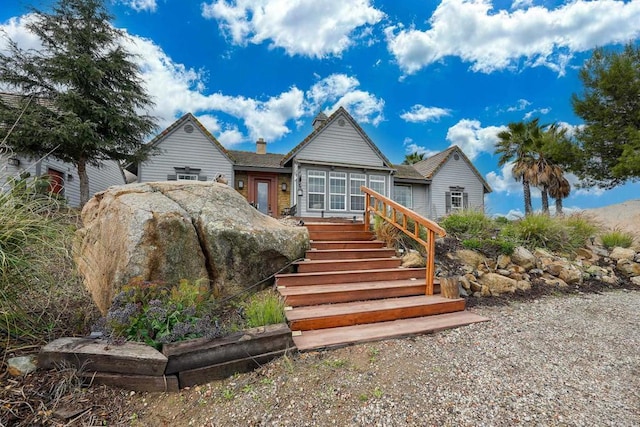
139,113,234,183
420,146,492,218
281,107,392,169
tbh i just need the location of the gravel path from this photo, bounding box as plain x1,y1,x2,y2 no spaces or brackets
134,290,640,426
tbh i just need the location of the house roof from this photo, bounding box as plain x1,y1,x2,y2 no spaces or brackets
280,106,393,168
393,164,429,181
228,150,285,169
413,145,492,193
147,113,235,162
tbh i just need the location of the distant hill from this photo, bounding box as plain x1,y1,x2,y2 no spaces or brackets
583,199,640,242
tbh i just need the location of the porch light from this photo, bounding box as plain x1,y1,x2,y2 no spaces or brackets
297,188,303,197
237,179,244,190
281,182,287,192
8,157,20,167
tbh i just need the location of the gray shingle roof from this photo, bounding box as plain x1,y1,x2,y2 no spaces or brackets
228,150,285,168
393,164,428,180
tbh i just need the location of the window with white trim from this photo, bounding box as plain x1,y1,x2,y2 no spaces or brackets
329,172,347,210
307,170,326,210
350,173,366,211
369,174,385,195
177,173,199,181
393,184,412,208
451,191,463,211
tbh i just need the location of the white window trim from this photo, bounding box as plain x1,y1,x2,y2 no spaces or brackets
329,171,347,211
451,190,463,211
393,184,413,208
307,170,326,211
369,174,386,196
177,173,199,181
349,173,366,211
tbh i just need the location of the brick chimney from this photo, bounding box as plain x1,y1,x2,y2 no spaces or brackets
256,138,266,154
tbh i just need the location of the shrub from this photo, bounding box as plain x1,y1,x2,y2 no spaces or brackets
373,215,401,248
462,237,516,256
243,290,286,328
499,214,597,255
601,230,634,249
0,178,73,345
440,210,493,239
101,277,217,349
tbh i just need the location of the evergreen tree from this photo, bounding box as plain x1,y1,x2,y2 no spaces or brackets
572,43,640,189
0,0,156,207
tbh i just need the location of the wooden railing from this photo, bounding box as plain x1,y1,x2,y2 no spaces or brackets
362,186,447,295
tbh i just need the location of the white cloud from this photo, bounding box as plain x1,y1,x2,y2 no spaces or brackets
0,15,42,53
121,0,157,12
201,0,385,58
306,74,385,126
385,0,640,75
511,0,534,10
507,99,531,112
523,107,551,120
400,104,451,123
445,119,506,160
2,16,385,145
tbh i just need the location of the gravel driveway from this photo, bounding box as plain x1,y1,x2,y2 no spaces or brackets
133,289,640,426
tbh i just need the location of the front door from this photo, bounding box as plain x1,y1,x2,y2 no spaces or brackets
47,168,65,196
254,179,271,215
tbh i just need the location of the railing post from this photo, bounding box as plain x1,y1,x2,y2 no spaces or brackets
425,231,436,295
364,193,370,231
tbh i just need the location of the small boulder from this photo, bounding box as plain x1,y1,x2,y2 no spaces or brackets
511,246,536,271
496,254,511,269
616,259,640,277
610,247,636,262
558,265,583,285
540,274,568,288
7,355,38,376
516,280,532,291
478,272,518,295
454,249,487,269
402,250,425,268
630,276,640,286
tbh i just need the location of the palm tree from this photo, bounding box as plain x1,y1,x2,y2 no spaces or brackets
403,152,425,165
495,119,541,215
548,165,571,215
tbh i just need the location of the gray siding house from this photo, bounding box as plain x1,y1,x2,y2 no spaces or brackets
1,154,124,208
134,113,235,185
133,107,491,221
413,146,492,219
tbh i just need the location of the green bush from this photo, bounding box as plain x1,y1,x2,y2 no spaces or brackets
462,237,516,256
600,230,634,249
499,214,597,255
243,290,286,328
441,210,494,239
102,277,217,349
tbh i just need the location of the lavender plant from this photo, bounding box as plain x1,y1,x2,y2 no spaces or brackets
99,278,219,349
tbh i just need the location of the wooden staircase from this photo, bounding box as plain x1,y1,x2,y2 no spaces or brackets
276,222,488,351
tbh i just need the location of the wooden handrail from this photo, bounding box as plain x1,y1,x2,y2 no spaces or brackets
362,186,446,295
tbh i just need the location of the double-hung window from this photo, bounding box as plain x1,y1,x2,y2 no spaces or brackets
308,170,326,210
329,172,347,211
369,175,385,196
393,184,412,208
451,191,463,211
350,173,366,211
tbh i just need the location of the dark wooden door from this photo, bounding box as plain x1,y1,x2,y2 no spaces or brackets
47,168,65,196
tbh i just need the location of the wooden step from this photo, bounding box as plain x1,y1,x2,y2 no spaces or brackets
286,295,465,331
305,248,396,260
311,240,385,250
292,311,490,351
276,267,426,286
279,279,438,307
304,223,364,232
295,258,401,273
309,231,374,241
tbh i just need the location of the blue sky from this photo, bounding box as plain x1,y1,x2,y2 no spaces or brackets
2,0,640,217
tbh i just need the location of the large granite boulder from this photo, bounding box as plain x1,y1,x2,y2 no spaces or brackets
75,182,309,314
